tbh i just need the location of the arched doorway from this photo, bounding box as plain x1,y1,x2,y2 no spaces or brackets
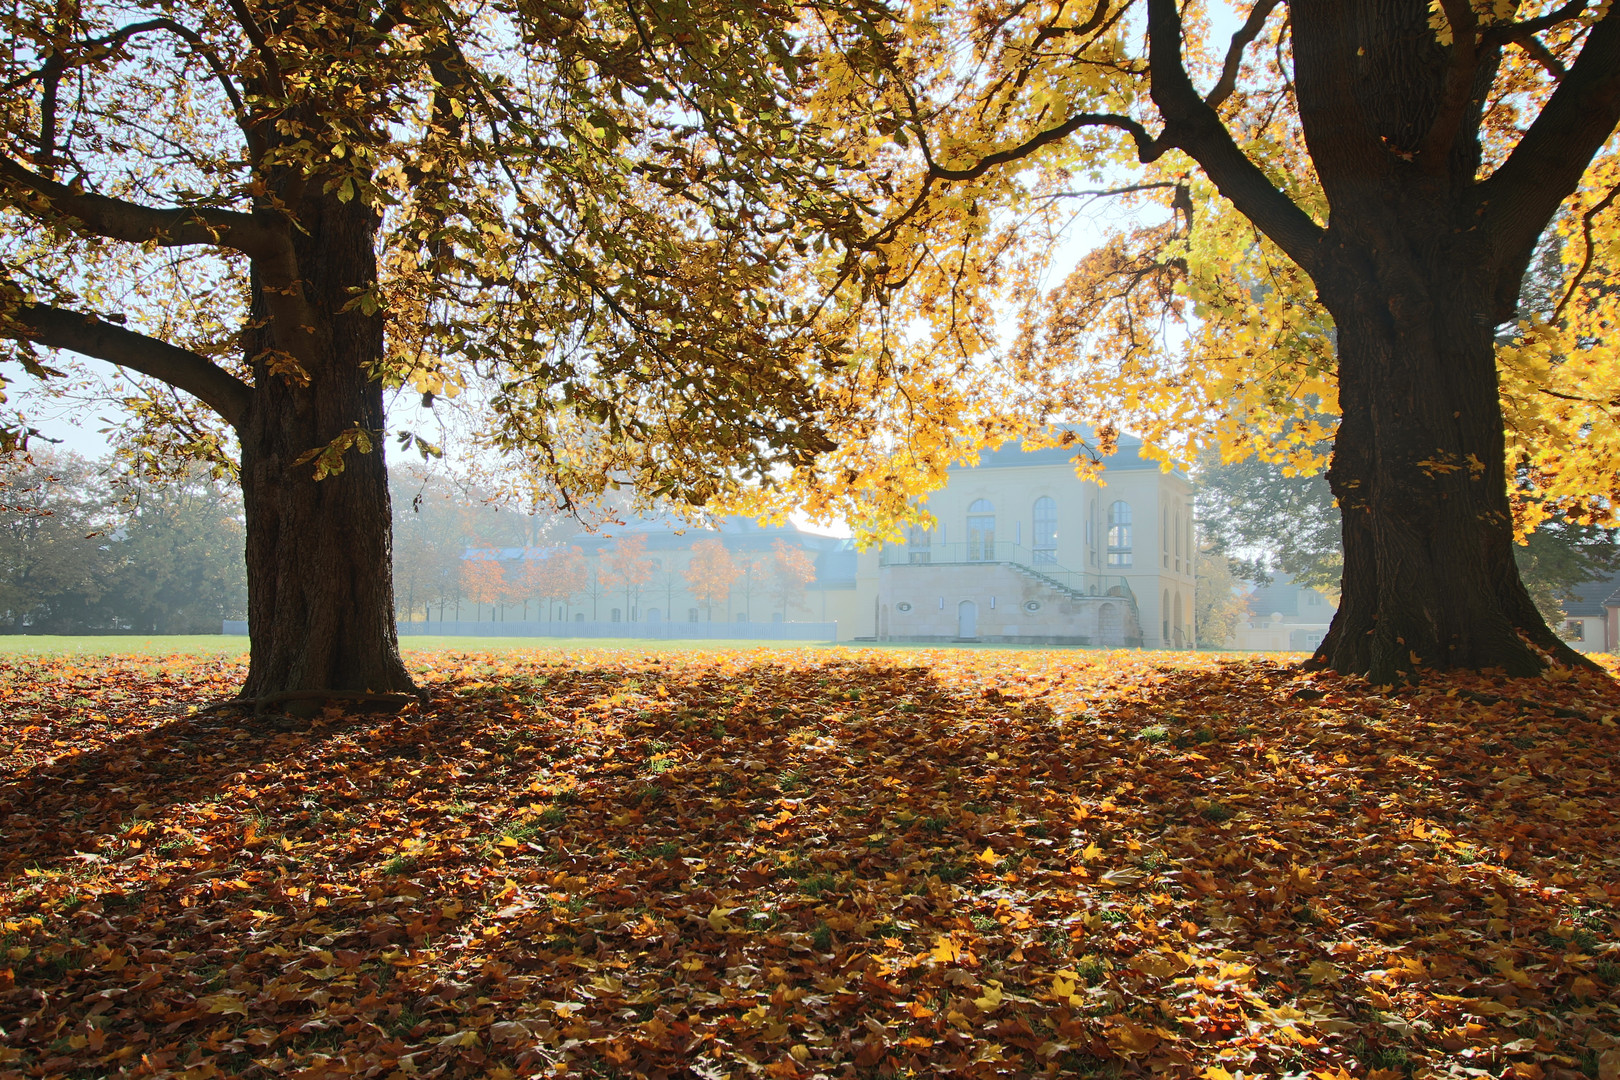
958,599,979,638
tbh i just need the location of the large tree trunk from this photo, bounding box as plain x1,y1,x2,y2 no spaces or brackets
1309,219,1590,682
237,187,416,700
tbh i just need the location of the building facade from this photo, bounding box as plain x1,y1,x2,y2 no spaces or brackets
1228,578,1338,651
457,517,862,630
1562,570,1620,654
853,437,1196,647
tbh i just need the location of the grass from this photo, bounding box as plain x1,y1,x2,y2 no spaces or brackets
0,633,1333,659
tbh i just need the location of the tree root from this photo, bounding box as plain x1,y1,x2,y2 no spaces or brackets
194,690,421,717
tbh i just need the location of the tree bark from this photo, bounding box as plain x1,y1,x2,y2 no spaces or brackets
236,187,415,699
1310,238,1590,681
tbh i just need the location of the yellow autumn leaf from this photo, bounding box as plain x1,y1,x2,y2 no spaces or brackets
973,981,1004,1011
198,992,247,1016
1303,959,1341,984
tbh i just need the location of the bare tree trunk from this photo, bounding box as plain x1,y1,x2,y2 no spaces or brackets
1309,211,1589,682
238,188,415,698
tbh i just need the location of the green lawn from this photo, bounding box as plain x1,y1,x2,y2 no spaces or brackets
0,633,1302,658
0,634,842,657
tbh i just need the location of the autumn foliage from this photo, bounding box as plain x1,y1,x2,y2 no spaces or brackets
4,647,1620,1076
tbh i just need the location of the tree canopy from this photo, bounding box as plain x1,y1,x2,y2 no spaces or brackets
0,0,900,697
743,0,1620,680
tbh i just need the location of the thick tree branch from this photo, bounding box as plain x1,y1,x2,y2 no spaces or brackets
1478,4,1620,319
0,154,318,355
0,154,281,258
1510,34,1568,78
1206,0,1282,111
3,302,252,426
1145,0,1326,277
1420,0,1481,172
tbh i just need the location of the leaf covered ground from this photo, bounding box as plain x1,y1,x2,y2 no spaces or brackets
3,648,1620,1080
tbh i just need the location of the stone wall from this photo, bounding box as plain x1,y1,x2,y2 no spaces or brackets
875,563,1142,646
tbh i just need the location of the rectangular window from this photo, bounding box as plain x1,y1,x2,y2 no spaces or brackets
1566,620,1586,642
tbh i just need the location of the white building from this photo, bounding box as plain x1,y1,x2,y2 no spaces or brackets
853,436,1196,647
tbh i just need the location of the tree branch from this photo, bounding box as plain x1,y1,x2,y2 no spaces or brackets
1419,0,1482,173
0,154,282,258
1552,181,1620,322
1509,33,1568,78
221,0,285,95
1478,3,1620,319
1205,0,1282,111
1481,0,1589,46
5,19,259,160
1145,0,1326,277
925,112,1154,182
3,302,252,426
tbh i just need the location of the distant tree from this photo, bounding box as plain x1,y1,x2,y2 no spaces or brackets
683,539,739,623
1515,523,1620,632
390,471,465,623
1196,451,1617,626
1195,453,1342,593
601,534,655,623
768,540,818,621
0,451,247,632
650,560,685,622
732,552,769,621
0,453,116,631
551,548,590,621
460,555,507,622
103,466,247,633
1194,548,1246,649
580,565,609,623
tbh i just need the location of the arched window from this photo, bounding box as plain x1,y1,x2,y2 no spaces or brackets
1163,507,1171,568
611,607,622,623
1163,589,1171,642
1106,501,1132,567
1032,497,1058,563
967,499,996,561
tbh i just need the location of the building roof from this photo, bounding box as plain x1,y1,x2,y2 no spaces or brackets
949,429,1176,474
1245,577,1337,619
1563,570,1620,617
465,517,854,588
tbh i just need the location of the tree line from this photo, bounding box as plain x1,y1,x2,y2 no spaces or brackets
0,453,246,633
1,453,826,633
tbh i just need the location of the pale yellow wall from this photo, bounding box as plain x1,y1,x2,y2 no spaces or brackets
862,455,1197,647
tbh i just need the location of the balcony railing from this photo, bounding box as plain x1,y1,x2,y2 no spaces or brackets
879,541,1134,600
